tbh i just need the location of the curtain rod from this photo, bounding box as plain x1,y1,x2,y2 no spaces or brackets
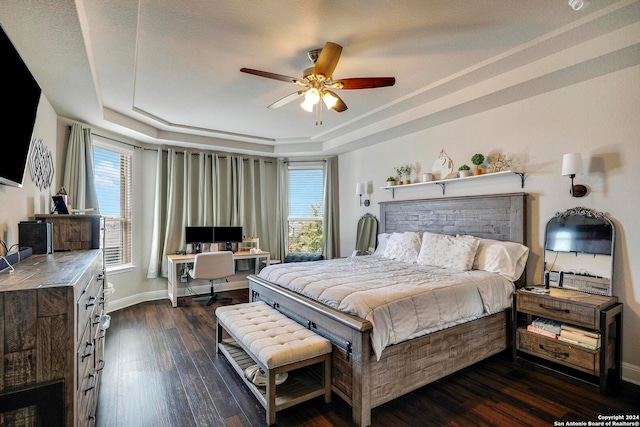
68,125,275,161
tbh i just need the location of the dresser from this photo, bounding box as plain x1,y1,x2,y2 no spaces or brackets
34,214,101,251
0,250,106,426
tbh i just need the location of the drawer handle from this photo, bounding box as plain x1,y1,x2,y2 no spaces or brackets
539,303,569,313
539,344,569,358
84,373,97,395
99,329,106,340
86,295,97,309
82,340,95,361
93,313,101,326
97,359,105,372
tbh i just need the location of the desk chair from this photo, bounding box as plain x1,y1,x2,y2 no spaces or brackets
188,251,234,306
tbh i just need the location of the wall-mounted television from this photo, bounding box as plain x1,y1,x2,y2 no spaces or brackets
185,226,214,253
544,214,613,256
213,226,243,251
1,24,42,188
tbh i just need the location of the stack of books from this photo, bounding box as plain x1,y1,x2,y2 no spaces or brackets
558,324,601,349
527,317,563,338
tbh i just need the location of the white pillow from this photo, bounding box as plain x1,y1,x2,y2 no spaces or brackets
384,232,422,263
417,232,479,271
472,238,530,281
373,233,391,256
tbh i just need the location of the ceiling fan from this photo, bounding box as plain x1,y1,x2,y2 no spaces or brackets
240,42,395,122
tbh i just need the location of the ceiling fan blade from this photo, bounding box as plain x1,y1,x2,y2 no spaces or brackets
325,90,348,112
314,42,342,80
240,68,298,83
267,91,304,109
333,77,396,90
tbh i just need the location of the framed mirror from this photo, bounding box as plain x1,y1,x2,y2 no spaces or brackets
355,213,378,255
543,207,615,296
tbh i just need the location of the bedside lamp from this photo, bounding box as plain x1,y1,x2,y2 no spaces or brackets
561,153,587,197
356,183,370,206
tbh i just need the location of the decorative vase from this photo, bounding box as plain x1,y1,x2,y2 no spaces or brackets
474,167,483,175
459,170,471,178
386,181,395,187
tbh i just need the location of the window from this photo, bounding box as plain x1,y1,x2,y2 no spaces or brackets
287,163,324,253
93,140,132,268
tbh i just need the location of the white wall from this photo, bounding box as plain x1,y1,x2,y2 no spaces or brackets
339,64,640,384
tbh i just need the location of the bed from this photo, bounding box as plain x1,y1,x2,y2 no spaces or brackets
248,193,528,426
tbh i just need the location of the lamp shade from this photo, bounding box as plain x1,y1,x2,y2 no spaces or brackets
356,183,365,195
561,153,583,176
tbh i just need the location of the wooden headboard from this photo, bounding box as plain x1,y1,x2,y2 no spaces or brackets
380,192,528,284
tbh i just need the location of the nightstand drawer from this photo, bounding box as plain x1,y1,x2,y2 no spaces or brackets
516,290,615,329
517,328,599,375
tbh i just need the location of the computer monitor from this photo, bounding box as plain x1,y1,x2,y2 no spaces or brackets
185,226,214,253
213,226,243,251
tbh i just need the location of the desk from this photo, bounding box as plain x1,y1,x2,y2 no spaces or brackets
167,251,270,307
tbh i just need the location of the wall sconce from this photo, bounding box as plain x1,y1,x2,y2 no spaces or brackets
561,153,588,197
356,182,370,206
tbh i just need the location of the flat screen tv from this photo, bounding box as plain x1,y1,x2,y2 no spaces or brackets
185,226,214,253
1,24,42,188
544,214,613,256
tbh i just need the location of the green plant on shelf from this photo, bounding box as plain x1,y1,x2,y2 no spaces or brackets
471,153,485,175
458,164,470,171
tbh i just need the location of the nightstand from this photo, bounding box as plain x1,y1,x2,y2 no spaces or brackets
513,288,622,394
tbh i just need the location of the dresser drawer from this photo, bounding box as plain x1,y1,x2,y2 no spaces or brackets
517,328,599,375
77,266,103,338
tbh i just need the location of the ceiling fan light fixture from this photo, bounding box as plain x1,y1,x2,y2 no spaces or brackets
304,88,320,104
322,91,338,109
301,98,315,112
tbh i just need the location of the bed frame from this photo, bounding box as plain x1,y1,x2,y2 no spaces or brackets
248,192,527,426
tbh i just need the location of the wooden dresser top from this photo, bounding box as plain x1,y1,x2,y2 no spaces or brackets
0,249,102,292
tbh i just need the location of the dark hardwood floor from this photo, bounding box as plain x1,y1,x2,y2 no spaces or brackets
96,290,639,427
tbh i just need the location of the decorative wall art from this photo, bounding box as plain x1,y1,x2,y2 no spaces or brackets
29,139,54,190
432,149,454,179
488,153,513,173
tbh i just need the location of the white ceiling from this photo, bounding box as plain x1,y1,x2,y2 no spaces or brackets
1,0,638,157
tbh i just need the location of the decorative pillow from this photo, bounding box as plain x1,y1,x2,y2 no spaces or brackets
472,238,530,281
417,232,480,271
373,233,391,257
384,232,422,263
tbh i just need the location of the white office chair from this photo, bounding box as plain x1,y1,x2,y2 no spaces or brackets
188,251,234,306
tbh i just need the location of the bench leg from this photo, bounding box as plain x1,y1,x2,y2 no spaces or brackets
216,320,223,354
324,354,331,403
267,370,276,425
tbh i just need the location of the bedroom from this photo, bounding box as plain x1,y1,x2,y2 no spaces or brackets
0,1,639,425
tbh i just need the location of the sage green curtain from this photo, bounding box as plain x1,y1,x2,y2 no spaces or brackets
62,123,99,212
274,158,288,262
322,156,340,259
147,150,276,278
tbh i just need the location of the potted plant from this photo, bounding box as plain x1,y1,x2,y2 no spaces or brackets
386,176,396,187
393,166,405,184
402,164,412,184
458,164,471,178
471,153,485,175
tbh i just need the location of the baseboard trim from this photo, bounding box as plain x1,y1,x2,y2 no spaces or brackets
105,282,248,313
622,361,640,386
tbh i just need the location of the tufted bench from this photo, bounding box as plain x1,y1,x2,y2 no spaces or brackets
215,301,332,425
